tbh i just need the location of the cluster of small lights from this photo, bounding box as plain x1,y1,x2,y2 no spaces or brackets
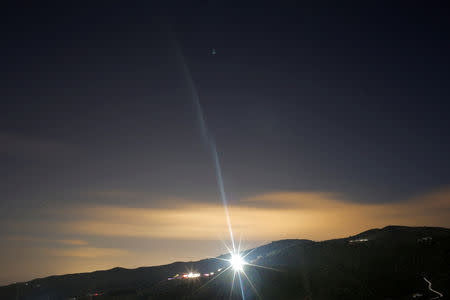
168,271,217,280
185,272,200,278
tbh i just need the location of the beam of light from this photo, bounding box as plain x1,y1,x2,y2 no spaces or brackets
238,235,243,254
237,271,246,300
223,251,246,299
241,240,269,259
241,270,262,300
172,33,236,253
171,31,265,300
229,271,236,300
221,239,234,256
193,265,232,294
245,262,280,272
205,256,230,263
206,249,281,300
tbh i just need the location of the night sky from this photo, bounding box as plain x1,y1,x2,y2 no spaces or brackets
1,2,450,285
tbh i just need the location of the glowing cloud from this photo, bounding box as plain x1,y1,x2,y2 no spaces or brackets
18,188,450,242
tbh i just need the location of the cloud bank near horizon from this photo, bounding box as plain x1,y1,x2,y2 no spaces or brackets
2,187,449,285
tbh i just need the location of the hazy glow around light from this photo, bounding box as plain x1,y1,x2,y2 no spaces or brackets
230,254,246,272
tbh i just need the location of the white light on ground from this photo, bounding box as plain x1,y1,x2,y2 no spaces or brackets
230,254,246,272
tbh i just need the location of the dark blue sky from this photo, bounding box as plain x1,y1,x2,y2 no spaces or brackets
2,2,449,207
1,1,450,283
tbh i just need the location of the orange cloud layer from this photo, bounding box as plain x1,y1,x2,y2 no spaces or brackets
34,188,450,241
45,247,129,258
6,236,88,246
2,188,449,285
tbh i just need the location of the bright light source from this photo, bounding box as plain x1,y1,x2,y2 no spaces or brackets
186,272,200,278
230,254,246,272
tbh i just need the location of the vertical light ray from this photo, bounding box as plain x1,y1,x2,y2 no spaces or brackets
237,272,246,300
238,235,243,254
172,34,236,252
241,271,262,300
229,271,236,300
171,30,246,298
221,240,234,256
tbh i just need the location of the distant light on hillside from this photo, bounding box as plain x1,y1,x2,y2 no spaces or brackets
230,254,247,272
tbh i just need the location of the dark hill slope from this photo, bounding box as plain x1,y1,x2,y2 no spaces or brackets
1,226,450,300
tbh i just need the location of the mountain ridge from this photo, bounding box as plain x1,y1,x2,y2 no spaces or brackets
2,225,450,299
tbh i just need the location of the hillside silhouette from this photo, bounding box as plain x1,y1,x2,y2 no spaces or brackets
1,226,449,299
